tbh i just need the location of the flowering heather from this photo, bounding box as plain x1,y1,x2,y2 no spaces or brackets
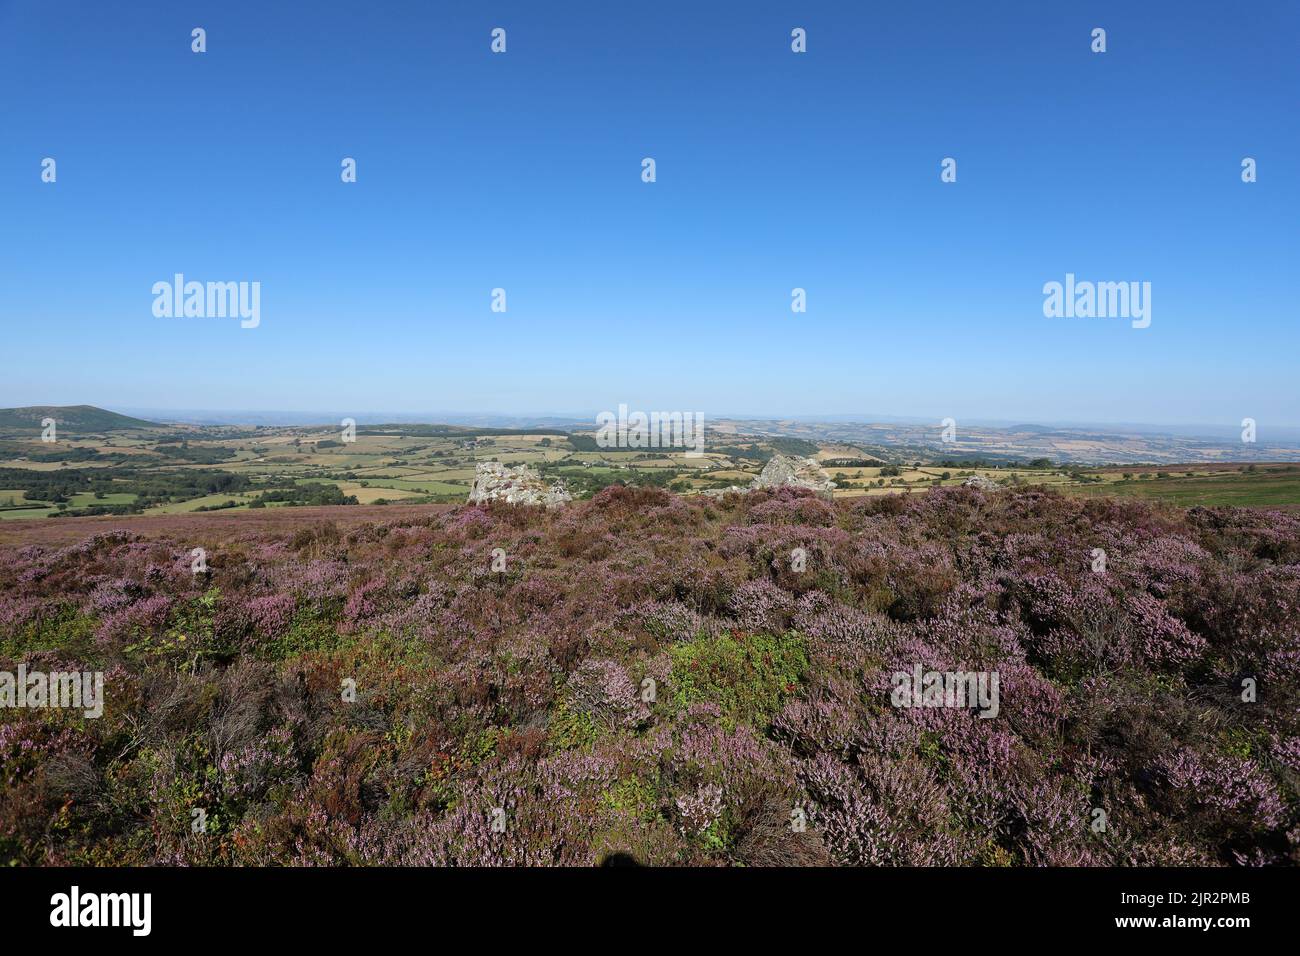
676,783,725,838
567,659,650,730
0,485,1297,866
242,594,296,640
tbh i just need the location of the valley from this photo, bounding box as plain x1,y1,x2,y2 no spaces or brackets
3,406,1299,523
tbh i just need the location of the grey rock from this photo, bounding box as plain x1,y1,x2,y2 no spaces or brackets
468,461,572,508
751,454,836,498
700,485,748,498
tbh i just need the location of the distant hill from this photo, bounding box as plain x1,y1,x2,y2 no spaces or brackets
0,405,158,432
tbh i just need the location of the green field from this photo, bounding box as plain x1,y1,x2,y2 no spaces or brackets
1068,467,1300,508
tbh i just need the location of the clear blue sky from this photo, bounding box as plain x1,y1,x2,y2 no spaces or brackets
2,0,1296,426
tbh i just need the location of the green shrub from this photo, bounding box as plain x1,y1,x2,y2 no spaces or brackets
668,631,809,729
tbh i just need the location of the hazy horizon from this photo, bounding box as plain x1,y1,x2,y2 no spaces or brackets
9,401,1300,443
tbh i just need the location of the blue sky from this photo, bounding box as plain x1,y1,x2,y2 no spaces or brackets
1,0,1296,426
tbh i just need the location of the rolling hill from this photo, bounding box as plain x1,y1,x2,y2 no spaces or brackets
0,405,158,433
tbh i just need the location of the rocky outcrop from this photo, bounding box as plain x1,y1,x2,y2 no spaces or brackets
700,485,748,498
468,461,572,508
751,454,836,498
961,474,1000,491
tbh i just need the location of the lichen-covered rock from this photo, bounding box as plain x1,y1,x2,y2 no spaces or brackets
468,461,572,508
961,474,1000,491
751,454,836,498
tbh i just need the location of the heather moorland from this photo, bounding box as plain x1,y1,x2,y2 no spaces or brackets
2,484,1297,866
